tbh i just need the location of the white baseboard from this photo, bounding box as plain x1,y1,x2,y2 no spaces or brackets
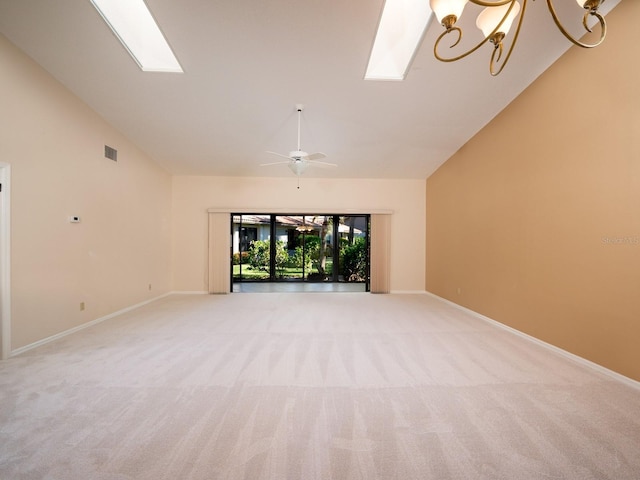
10,292,174,358
424,290,640,391
170,290,208,295
390,290,427,294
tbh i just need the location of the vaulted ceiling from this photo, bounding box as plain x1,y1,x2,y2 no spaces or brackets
0,0,620,178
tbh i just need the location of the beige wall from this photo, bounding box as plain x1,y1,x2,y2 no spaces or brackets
172,176,425,293
426,1,640,381
0,34,173,351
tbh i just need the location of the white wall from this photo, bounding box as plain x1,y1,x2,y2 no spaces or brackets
172,176,426,292
0,34,173,350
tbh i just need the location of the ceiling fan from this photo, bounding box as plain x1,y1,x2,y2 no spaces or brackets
261,104,337,176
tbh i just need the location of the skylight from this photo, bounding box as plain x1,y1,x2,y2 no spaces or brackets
90,0,183,73
365,0,434,81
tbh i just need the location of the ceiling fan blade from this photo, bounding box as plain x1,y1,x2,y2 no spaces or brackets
308,160,337,167
266,151,293,160
303,152,327,161
260,161,291,167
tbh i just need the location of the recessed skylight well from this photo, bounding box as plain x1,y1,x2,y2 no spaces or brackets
365,0,434,81
90,0,183,73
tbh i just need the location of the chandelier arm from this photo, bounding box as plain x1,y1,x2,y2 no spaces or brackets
582,13,592,33
489,0,527,76
546,0,606,48
445,26,463,49
434,0,523,64
493,41,504,64
434,25,491,62
434,28,492,62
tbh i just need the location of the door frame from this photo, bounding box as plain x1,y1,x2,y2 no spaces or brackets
230,212,370,290
0,163,11,360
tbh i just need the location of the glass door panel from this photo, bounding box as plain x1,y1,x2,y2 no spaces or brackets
320,217,334,280
338,216,369,284
275,215,304,280
232,214,271,281
274,215,333,281
306,215,332,282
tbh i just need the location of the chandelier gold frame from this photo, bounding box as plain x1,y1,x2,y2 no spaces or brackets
432,0,607,76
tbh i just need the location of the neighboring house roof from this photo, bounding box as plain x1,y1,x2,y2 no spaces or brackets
233,215,326,229
233,215,364,235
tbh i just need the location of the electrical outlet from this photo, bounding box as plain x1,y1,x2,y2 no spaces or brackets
80,302,85,311
148,284,152,291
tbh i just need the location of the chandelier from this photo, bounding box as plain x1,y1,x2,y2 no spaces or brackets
429,0,607,76
296,219,315,233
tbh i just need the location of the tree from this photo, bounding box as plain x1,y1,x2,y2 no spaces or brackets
305,217,331,278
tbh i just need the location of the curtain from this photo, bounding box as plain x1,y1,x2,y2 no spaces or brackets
208,212,231,294
370,214,391,293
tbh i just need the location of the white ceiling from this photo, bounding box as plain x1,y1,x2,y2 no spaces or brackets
0,0,620,179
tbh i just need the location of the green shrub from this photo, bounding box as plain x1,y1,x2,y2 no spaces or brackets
248,239,270,271
232,251,249,265
292,245,313,272
247,239,288,274
341,237,367,282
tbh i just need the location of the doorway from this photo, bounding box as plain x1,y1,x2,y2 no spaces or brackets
231,213,370,292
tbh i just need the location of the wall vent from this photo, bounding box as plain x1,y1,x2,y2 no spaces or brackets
104,145,118,162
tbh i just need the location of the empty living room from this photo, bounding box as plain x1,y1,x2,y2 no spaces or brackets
0,0,638,479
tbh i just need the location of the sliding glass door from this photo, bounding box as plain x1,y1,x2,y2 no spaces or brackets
231,213,369,289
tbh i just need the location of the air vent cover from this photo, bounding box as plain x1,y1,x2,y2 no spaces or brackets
104,145,118,162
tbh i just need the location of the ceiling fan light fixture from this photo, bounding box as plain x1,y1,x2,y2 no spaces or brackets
288,161,309,176
261,105,336,177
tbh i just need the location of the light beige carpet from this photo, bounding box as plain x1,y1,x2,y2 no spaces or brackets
1,293,639,479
